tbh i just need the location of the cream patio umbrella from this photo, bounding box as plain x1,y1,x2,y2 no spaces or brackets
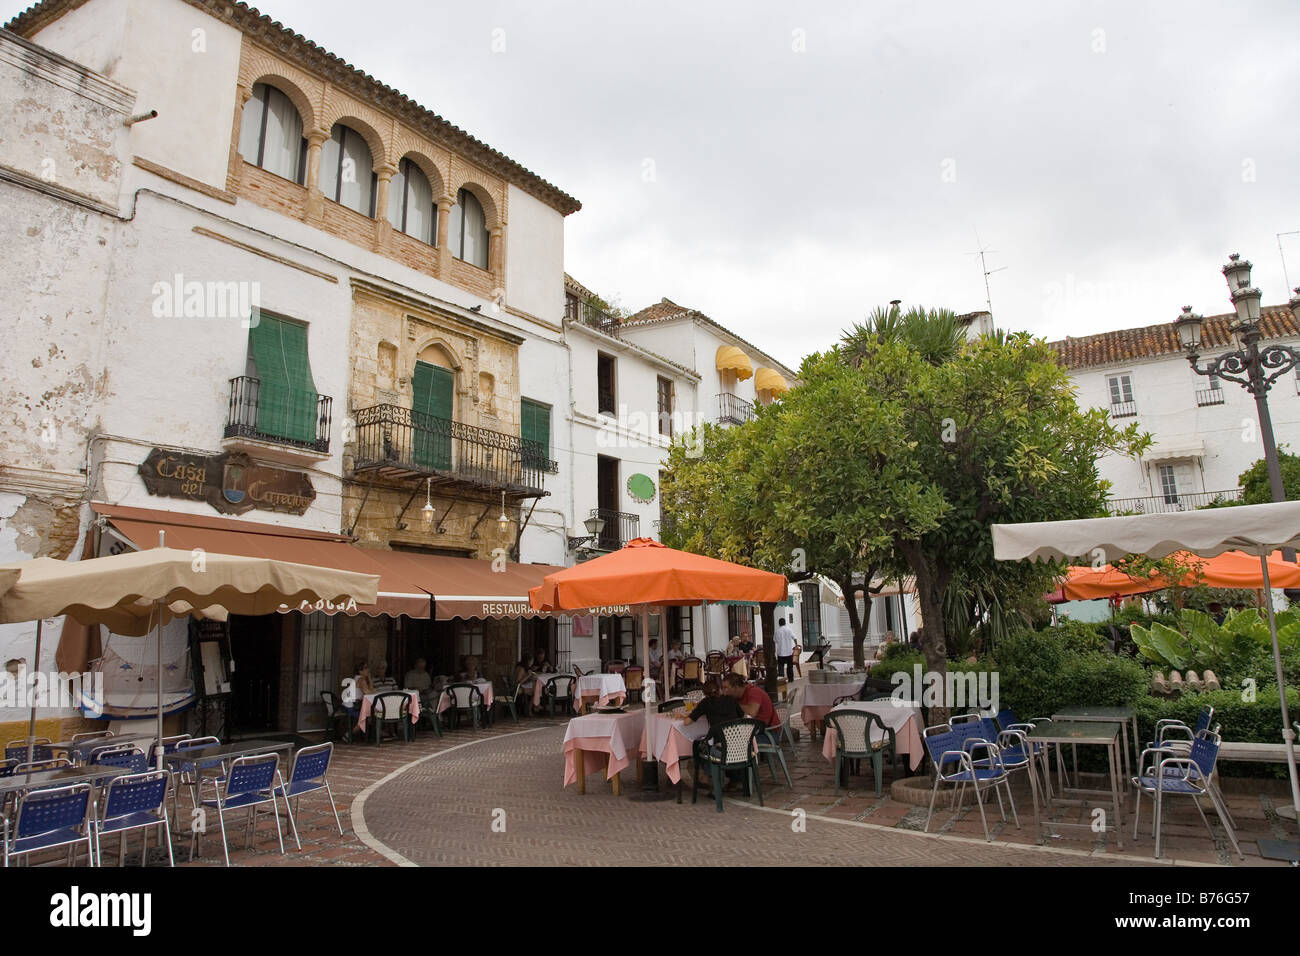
992,500,1300,843
0,547,378,770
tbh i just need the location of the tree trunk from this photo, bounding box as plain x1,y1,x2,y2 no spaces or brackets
759,602,778,696
900,543,951,726
837,572,876,669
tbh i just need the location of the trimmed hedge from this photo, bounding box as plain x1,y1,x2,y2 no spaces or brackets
993,628,1148,720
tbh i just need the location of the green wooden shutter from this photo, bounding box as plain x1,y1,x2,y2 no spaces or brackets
521,399,550,470
411,360,453,469
249,315,318,443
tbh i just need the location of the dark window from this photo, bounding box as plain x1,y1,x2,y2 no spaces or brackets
727,605,754,644
657,376,673,437
597,353,616,415
799,583,821,647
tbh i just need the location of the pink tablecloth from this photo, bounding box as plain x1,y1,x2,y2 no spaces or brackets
437,680,494,713
641,712,710,783
357,690,421,731
562,710,646,786
575,673,626,713
799,678,867,727
820,700,924,770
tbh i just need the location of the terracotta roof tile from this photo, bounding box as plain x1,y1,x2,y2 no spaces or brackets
1049,306,1299,369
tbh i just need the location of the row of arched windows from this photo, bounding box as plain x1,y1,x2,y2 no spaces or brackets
237,82,491,270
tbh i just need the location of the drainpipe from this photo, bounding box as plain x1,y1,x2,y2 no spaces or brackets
562,321,577,567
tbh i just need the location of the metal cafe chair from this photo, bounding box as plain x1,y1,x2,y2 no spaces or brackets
195,752,285,867
92,770,173,868
274,742,344,849
171,736,222,824
371,691,414,742
94,747,150,775
545,675,575,716
5,739,53,763
13,757,72,774
922,724,1019,842
756,718,793,790
3,782,94,867
1133,727,1243,861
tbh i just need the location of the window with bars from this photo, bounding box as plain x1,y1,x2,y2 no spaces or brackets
799,583,821,647
727,605,754,643
456,621,484,659
298,612,335,705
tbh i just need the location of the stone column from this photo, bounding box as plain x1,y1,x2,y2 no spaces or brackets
374,162,397,248
304,128,329,221
436,193,454,278
488,226,504,284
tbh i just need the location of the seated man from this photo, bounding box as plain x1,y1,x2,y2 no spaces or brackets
722,673,779,730
404,657,434,706
372,660,398,692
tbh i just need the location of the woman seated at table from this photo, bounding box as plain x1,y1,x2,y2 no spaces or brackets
687,684,745,792
528,647,553,673
342,661,374,728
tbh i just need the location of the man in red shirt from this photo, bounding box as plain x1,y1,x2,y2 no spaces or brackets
722,674,779,729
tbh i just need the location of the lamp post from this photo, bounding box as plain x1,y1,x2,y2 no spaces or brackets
1174,254,1300,513
566,515,606,553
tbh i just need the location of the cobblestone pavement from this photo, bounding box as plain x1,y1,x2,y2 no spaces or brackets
96,706,1295,868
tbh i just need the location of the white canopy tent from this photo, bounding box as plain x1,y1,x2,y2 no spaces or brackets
992,500,1300,829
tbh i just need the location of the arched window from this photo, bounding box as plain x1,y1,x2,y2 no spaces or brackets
387,158,435,245
238,82,307,184
319,124,376,216
448,187,489,269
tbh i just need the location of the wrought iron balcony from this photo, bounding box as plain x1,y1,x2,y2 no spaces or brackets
351,404,555,496
717,392,756,425
1104,488,1242,515
590,507,639,552
225,376,332,453
1109,400,1138,419
1195,387,1225,407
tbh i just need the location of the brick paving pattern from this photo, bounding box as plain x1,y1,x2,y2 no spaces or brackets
79,705,1297,868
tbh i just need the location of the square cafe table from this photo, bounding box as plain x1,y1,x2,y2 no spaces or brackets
0,764,131,798
1026,720,1126,849
1051,705,1139,785
563,709,645,795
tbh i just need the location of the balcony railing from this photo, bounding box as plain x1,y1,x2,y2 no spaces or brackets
352,404,555,495
1109,400,1138,419
717,392,756,425
569,300,622,337
1195,388,1225,407
1104,488,1242,515
225,376,332,453
591,507,639,551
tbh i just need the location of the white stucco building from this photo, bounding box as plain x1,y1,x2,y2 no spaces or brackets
1051,306,1300,512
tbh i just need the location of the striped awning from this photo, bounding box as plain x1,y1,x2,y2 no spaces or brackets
716,345,753,381
754,367,789,395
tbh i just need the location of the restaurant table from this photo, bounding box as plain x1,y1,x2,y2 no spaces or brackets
642,711,711,784
1051,705,1139,786
820,700,925,772
563,709,646,795
48,732,159,763
162,739,294,856
799,678,867,732
575,673,627,713
436,680,494,714
1025,720,1126,849
0,764,131,797
357,689,422,731
529,672,565,709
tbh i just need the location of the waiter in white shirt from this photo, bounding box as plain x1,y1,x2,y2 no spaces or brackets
773,618,798,682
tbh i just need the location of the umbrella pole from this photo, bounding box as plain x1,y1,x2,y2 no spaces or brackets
25,617,42,776
1259,556,1300,825
156,601,165,771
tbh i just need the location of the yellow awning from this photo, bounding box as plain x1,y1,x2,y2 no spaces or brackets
716,345,753,381
755,367,789,395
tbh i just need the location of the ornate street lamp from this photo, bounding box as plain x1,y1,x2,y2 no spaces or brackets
567,514,606,552
1175,255,1300,509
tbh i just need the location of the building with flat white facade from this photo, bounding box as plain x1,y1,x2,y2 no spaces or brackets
1052,307,1300,512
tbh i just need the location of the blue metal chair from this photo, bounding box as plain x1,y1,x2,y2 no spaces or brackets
545,675,575,716
196,752,285,866
968,716,1044,816
0,759,14,778
171,736,223,827
5,740,53,763
1133,727,1242,860
922,724,1019,842
274,743,344,850
3,783,93,867
13,757,71,774
1146,706,1214,753
93,747,149,775
93,770,173,867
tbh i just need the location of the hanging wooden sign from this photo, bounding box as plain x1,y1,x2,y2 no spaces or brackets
138,448,315,516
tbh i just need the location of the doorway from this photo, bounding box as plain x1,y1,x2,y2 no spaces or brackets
227,614,281,735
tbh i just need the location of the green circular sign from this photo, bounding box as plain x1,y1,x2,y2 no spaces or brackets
627,473,656,504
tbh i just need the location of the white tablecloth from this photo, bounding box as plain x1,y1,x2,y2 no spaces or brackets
436,680,494,714
643,712,710,784
800,679,866,709
577,673,626,708
562,709,647,786
529,672,565,707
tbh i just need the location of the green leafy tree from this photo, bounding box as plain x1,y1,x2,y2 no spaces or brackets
1237,449,1300,504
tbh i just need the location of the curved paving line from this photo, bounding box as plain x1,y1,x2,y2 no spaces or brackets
353,726,1192,867
351,727,553,866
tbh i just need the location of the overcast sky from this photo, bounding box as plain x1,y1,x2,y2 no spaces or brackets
13,0,1300,365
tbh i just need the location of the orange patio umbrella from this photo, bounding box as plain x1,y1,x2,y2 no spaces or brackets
1059,549,1300,601
530,538,787,790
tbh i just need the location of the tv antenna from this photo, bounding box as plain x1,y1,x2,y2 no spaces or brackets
1277,230,1300,290
967,232,1008,313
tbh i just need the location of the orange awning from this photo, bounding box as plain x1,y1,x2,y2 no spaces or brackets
530,537,788,611
754,367,789,395
716,345,754,381
92,503,430,618
1060,549,1300,601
